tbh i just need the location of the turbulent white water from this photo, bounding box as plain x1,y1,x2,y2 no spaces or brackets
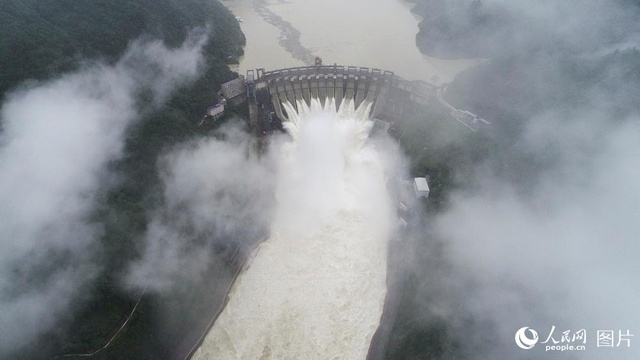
193,97,395,360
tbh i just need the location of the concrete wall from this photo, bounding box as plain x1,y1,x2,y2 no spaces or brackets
244,65,456,134
221,76,246,99
254,65,411,120
245,65,491,133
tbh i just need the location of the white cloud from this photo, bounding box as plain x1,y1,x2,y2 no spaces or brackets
0,32,206,355
125,123,277,292
432,112,640,358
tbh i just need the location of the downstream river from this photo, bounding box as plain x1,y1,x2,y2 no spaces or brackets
222,0,483,84
190,2,481,359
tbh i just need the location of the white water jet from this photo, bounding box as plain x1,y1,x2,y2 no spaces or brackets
193,96,395,360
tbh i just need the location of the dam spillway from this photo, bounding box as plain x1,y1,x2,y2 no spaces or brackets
243,65,442,138
234,64,487,139
259,66,397,121
192,90,396,360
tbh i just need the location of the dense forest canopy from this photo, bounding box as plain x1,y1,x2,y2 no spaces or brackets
0,0,245,99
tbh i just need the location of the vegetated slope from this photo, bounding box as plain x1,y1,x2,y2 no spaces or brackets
0,0,244,99
407,0,640,202
411,0,640,59
387,1,640,359
2,1,247,359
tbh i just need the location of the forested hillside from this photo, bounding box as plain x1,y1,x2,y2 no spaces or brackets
1,1,247,359
0,0,244,98
407,0,640,189
411,0,640,58
385,1,640,359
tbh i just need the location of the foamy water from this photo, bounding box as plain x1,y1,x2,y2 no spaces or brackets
192,98,395,359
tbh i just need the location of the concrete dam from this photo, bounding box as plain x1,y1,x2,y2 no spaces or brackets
220,64,488,138
189,64,487,360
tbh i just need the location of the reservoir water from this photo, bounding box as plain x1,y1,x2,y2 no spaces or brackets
222,0,483,84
